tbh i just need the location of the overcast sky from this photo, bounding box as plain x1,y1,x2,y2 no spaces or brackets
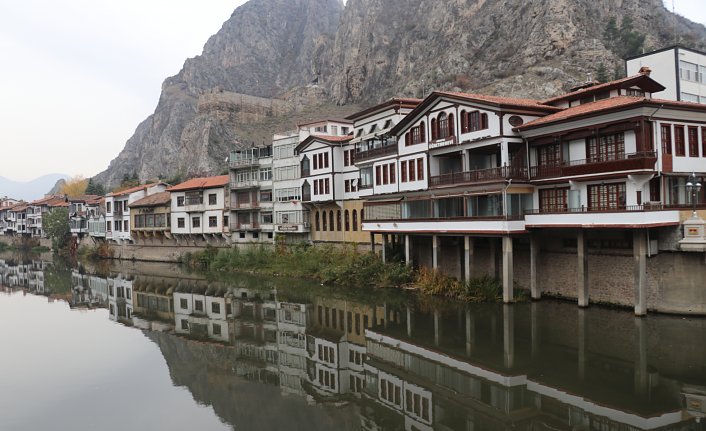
0,0,704,182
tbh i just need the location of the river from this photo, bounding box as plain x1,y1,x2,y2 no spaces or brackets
0,252,705,431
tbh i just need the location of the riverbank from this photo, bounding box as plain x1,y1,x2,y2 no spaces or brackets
182,244,506,302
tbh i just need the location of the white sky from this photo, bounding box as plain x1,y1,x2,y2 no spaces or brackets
0,0,704,182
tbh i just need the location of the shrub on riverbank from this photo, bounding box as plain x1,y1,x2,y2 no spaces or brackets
183,244,414,288
183,244,506,302
78,243,114,261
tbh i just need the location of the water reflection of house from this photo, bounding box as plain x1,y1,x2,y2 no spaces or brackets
174,285,231,343
276,299,311,397
360,303,703,431
70,270,109,309
231,288,279,376
129,277,174,331
107,275,133,322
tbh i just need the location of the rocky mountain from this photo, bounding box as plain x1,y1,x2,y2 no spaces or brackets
0,174,69,202
94,0,706,188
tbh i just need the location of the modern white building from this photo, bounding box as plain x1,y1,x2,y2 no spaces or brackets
105,183,167,243
168,175,230,241
627,45,706,104
229,145,274,243
107,275,134,322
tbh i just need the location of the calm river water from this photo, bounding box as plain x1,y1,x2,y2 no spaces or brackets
1,252,705,431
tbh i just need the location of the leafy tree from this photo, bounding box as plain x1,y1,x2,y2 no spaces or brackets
596,63,608,83
85,178,106,196
604,16,645,60
59,176,88,197
43,207,70,250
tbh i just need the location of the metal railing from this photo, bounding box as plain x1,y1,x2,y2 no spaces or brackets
355,144,397,162
530,151,657,179
429,166,528,187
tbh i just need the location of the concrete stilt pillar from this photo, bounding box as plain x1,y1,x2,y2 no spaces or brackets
405,234,412,266
634,317,648,395
464,236,474,282
370,233,376,254
432,235,439,270
381,234,388,263
578,308,587,381
530,301,540,360
434,309,441,347
502,236,514,303
633,229,648,316
503,304,514,369
406,306,413,338
465,308,474,356
577,230,589,307
489,238,497,278
530,232,541,300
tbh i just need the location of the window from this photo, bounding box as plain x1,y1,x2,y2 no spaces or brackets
106,202,111,213
464,111,489,132
181,319,189,330
538,143,562,166
352,210,358,231
322,210,327,231
208,216,217,227
177,218,185,228
389,163,396,183
375,166,382,185
539,188,569,212
680,60,699,82
180,298,188,309
195,300,203,312
315,211,320,231
586,132,624,162
401,160,407,182
126,288,131,300
407,122,426,145
177,196,184,207
382,164,389,185
115,220,122,231
208,194,217,205
588,182,626,210
259,168,272,181
192,217,200,228
324,153,329,168
417,158,424,180
702,127,706,157
329,211,334,232
107,221,112,232
689,127,699,157
408,160,416,181
681,92,700,103
661,124,672,155
213,323,221,336
124,221,129,231
436,112,452,139
675,126,686,156
345,210,350,231
212,302,220,314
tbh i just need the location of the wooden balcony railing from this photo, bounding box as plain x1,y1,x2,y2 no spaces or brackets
524,203,667,215
530,151,657,179
355,145,397,163
429,166,528,188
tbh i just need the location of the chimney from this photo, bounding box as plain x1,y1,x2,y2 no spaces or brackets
639,66,651,76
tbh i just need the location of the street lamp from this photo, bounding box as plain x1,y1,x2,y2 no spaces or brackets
686,172,702,217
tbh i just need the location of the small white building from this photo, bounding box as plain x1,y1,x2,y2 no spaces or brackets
627,45,706,104
168,175,230,241
105,183,167,243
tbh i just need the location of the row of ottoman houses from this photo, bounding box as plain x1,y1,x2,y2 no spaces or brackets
2,68,706,312
3,256,703,429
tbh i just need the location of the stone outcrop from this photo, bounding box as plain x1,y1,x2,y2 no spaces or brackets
94,0,706,188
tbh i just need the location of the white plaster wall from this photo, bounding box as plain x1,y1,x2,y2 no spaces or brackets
626,49,677,100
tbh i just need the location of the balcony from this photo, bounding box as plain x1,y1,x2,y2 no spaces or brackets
233,200,260,210
524,204,681,228
233,222,261,231
231,179,260,189
429,166,528,188
355,144,397,163
530,151,657,180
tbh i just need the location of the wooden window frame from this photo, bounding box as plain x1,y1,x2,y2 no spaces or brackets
675,125,686,156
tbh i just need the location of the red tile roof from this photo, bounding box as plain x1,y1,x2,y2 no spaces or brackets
517,96,645,129
167,175,229,192
129,191,171,208
438,91,560,110
310,134,352,143
107,182,164,197
540,73,665,105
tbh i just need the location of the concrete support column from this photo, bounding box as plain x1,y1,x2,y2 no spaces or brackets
489,238,497,278
434,309,441,347
464,236,474,282
577,229,589,308
370,233,376,254
578,308,587,381
381,234,388,264
502,236,514,303
503,304,515,369
432,235,439,270
530,232,541,300
465,308,474,356
633,229,648,316
406,306,413,338
405,234,412,267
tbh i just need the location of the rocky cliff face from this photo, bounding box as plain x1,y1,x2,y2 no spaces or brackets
94,0,706,188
